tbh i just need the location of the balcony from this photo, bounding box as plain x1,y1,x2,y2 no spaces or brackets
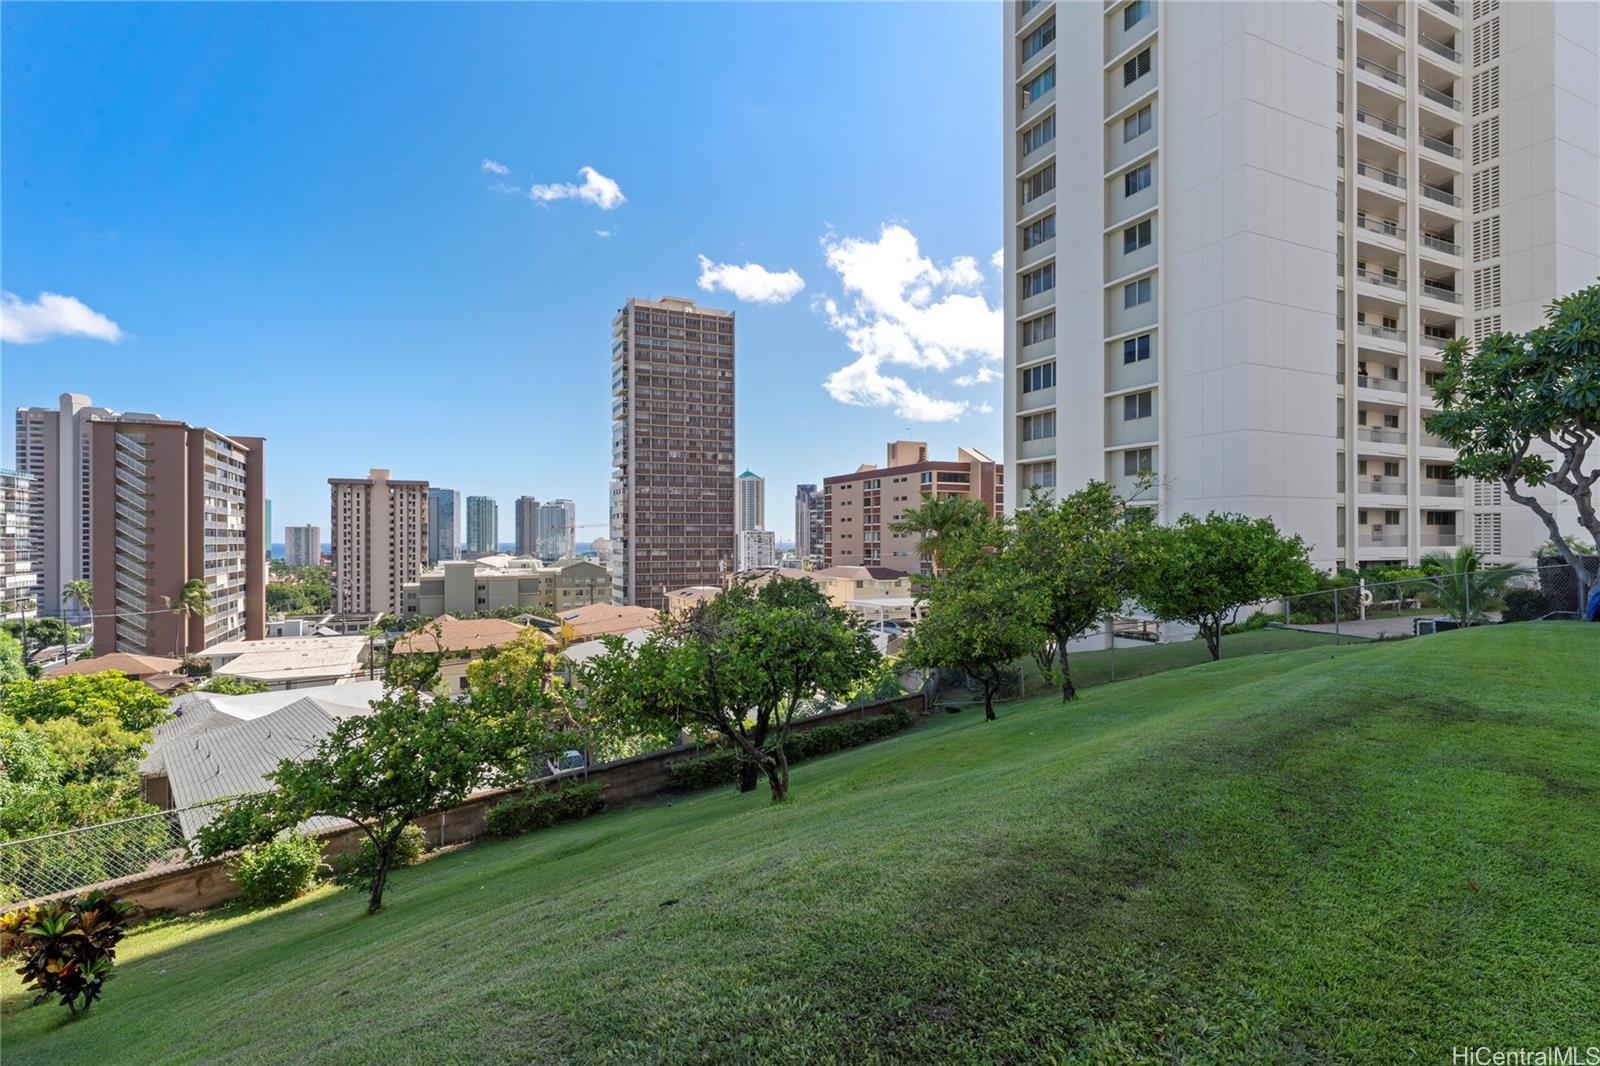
1355,54,1405,89
1422,185,1462,209
1420,480,1465,497
1356,373,1405,393
1018,436,1056,460
1356,3,1405,39
1422,282,1463,304
1421,430,1454,449
1359,529,1407,547
1357,322,1406,344
1420,134,1462,160
1353,215,1405,244
1356,160,1406,191
1355,266,1405,293
1417,31,1461,65
1421,233,1461,256
1358,477,1407,496
1420,332,1457,349
1421,531,1461,547
1357,426,1407,444
1354,108,1405,141
1429,0,1459,14
1019,385,1057,413
1419,84,1462,113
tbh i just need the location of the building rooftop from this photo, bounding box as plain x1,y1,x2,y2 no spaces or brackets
45,652,183,679
199,635,369,683
391,615,546,656
667,585,722,602
559,627,652,666
554,603,661,640
811,566,912,582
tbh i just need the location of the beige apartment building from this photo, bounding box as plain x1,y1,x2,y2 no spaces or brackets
328,468,428,616
90,417,267,656
1002,0,1598,568
401,555,611,618
1,470,36,616
609,296,737,610
823,441,1004,574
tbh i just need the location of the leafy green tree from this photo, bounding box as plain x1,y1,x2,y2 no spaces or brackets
2,671,170,733
0,630,26,685
62,579,94,618
1,617,81,677
1135,513,1317,661
464,629,581,780
163,578,213,657
901,515,1037,721
578,581,878,802
890,494,995,576
1427,283,1600,601
1409,545,1520,626
198,675,269,695
1012,483,1147,702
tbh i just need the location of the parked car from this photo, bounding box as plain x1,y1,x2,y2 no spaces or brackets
867,620,905,637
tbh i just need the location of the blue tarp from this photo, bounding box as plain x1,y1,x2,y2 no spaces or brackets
1587,584,1600,622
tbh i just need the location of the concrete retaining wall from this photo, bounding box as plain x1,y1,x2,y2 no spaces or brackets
4,693,926,920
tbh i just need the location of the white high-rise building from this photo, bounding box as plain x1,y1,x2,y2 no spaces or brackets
1,470,36,617
738,528,777,572
329,469,429,615
13,393,120,617
536,499,577,562
284,524,321,567
1002,0,1598,568
735,470,767,570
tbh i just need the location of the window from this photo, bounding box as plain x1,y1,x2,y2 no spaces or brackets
1426,463,1453,480
1021,362,1056,393
1021,114,1055,156
1021,16,1055,61
1022,66,1055,107
1122,219,1152,254
1022,411,1056,441
1123,48,1151,87
1383,461,1400,478
1123,391,1153,420
1022,162,1057,204
1385,509,1402,526
1024,462,1057,489
1123,448,1153,476
1123,0,1151,30
1122,334,1151,363
1123,104,1152,143
1023,263,1056,298
1022,312,1055,345
1124,162,1152,197
1023,212,1056,250
1123,277,1152,308
1425,512,1455,527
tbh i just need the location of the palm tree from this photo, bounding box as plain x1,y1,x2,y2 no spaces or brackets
163,578,213,658
60,580,94,665
890,494,995,577
1414,545,1520,626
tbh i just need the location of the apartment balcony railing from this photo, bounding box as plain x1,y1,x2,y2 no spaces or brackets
114,519,149,546
1357,322,1406,342
1357,3,1404,35
1429,0,1460,15
113,551,149,581
1422,185,1462,207
1355,267,1406,292
1421,532,1461,547
1357,161,1406,189
1421,480,1466,497
1355,215,1405,240
1357,373,1406,392
1421,431,1454,448
1422,233,1460,255
1420,333,1456,348
1357,426,1407,444
1359,531,1407,547
1418,32,1461,62
114,433,149,462
1355,108,1405,138
1355,55,1405,87
1421,134,1463,159
1359,477,1407,495
1423,282,1463,303
1420,84,1462,111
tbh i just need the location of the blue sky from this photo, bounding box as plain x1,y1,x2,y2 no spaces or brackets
1,2,1003,544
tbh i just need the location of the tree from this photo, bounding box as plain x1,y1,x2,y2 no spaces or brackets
1135,513,1317,661
163,579,213,657
1,671,170,733
463,629,581,780
0,630,26,686
265,686,528,914
577,582,878,802
1410,545,1520,626
890,494,995,576
62,579,94,620
2,617,80,677
1426,283,1600,602
198,675,269,695
1012,483,1147,702
901,516,1037,721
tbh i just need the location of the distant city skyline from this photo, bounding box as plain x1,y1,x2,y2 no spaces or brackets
0,2,1002,545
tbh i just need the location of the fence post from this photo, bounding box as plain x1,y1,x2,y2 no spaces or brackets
1358,578,1367,622
1333,583,1341,644
1463,568,1471,627
1108,618,1116,682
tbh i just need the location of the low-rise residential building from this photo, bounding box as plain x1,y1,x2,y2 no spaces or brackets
551,603,660,642
391,614,547,693
664,585,721,618
741,565,921,624
401,556,611,618
45,651,183,685
197,634,370,690
823,441,1002,575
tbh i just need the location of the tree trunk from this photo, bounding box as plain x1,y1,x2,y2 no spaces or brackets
737,761,759,793
1059,649,1076,702
1203,621,1221,661
367,843,394,914
767,741,790,803
982,679,997,721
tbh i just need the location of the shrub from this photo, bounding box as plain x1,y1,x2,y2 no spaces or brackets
1221,612,1272,635
665,708,913,791
330,824,427,888
483,782,605,839
1501,588,1547,623
0,890,134,1015
230,833,324,906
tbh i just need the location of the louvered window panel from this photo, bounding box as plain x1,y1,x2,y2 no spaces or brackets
1473,216,1501,261
1472,0,1499,18
1472,314,1502,342
1473,267,1502,310
1473,513,1502,555
1471,116,1500,165
1472,68,1499,116
1473,480,1504,507
1473,18,1500,67
1472,167,1500,212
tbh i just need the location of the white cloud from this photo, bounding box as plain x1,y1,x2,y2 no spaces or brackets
595,229,613,239
481,158,509,175
990,247,1004,269
814,223,1002,422
529,166,626,210
1,291,124,345
696,255,805,305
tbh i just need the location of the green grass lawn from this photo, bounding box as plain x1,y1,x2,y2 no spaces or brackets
5,625,1597,1064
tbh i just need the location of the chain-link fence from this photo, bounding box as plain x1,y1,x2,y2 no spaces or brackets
0,800,229,905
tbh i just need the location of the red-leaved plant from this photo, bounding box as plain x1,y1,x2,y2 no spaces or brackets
0,889,135,1015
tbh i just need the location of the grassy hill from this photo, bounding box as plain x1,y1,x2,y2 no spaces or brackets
4,625,1597,1064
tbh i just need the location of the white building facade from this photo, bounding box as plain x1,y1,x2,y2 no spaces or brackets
1002,0,1598,568
284,524,321,567
536,499,577,562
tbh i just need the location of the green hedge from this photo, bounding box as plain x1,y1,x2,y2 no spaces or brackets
483,782,606,839
665,707,914,792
